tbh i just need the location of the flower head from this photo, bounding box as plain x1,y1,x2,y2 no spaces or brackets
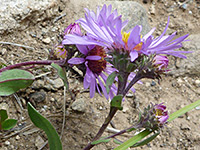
68,44,117,99
153,103,169,126
137,103,169,130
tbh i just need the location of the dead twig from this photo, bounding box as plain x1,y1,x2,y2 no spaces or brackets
13,93,24,111
0,124,33,141
60,86,66,139
0,41,34,50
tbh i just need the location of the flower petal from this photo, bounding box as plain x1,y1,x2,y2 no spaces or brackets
68,58,85,64
130,50,138,62
86,55,101,60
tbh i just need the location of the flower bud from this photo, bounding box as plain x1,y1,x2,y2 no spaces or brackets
63,23,82,36
153,55,169,71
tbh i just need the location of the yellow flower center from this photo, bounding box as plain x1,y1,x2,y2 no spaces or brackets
155,109,162,116
122,31,130,44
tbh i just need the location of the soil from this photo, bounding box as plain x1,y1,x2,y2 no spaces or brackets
0,0,200,150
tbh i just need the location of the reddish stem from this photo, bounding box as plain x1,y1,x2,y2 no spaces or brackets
0,60,65,73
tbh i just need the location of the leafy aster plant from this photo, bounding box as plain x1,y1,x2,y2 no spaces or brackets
0,3,200,150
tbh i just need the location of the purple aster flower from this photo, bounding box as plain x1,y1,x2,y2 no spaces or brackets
153,103,169,126
68,45,117,99
141,17,190,59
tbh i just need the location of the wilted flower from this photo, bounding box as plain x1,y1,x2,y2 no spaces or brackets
153,55,169,71
63,23,82,36
54,45,67,59
68,45,117,99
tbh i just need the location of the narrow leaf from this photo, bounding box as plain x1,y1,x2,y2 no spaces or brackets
28,102,62,150
113,139,123,145
111,95,123,110
131,131,159,147
106,71,117,94
1,119,17,130
51,63,68,89
0,109,8,123
114,130,152,150
91,138,111,145
0,69,35,96
168,99,200,122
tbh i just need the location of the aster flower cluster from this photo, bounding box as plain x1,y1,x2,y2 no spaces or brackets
62,4,189,100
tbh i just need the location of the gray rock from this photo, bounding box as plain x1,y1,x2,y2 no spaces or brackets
0,0,58,34
105,1,151,35
71,97,86,113
30,91,46,103
35,135,44,149
169,34,200,76
52,78,64,89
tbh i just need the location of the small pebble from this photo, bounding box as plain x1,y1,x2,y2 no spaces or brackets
151,81,156,86
99,106,103,110
126,93,134,98
50,97,55,102
5,141,10,146
42,37,51,44
188,10,192,14
181,4,187,10
16,135,20,140
194,80,200,87
43,105,48,109
0,48,7,55
195,106,200,110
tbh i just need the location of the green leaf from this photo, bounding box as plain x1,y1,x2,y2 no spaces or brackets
51,63,68,89
0,109,8,123
168,99,200,122
106,71,117,94
91,138,111,145
113,139,123,145
0,69,35,96
114,130,152,150
110,95,123,110
28,102,62,150
1,119,17,130
126,127,136,132
131,131,159,147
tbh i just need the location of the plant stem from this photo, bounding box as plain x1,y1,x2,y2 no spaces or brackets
122,71,143,97
83,107,118,150
0,60,65,73
104,124,140,140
